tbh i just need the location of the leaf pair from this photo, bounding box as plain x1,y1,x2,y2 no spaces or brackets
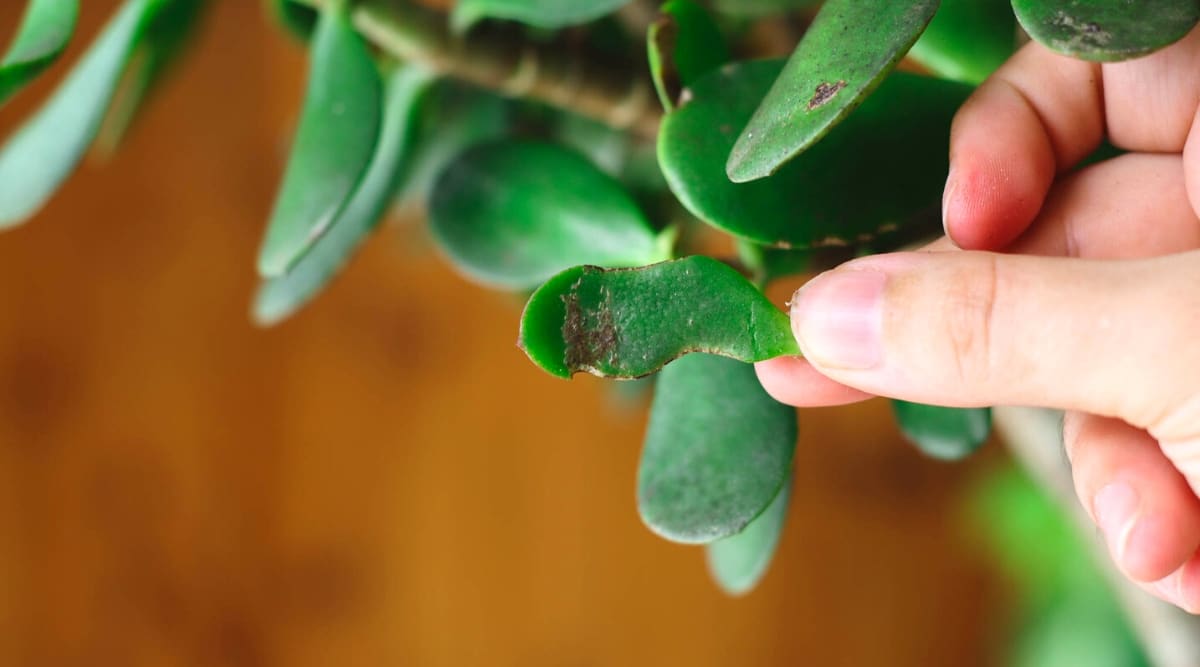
0,0,182,227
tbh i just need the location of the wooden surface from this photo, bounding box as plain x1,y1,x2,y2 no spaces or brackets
0,2,1003,665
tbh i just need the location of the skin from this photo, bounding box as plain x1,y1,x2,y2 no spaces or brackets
756,29,1200,612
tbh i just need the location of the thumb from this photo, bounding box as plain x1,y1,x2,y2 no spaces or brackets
789,250,1200,428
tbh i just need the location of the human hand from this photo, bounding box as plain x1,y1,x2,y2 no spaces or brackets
755,33,1200,611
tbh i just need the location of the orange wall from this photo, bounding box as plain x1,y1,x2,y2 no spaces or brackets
0,2,1002,665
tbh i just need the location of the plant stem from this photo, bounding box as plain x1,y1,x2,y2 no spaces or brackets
296,0,661,138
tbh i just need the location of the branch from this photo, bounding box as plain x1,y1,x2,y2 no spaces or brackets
297,0,661,138
993,407,1200,667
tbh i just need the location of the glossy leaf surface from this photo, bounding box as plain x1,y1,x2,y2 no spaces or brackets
727,0,940,182
706,474,791,595
256,67,434,326
97,0,207,152
648,0,729,111
892,401,992,460
429,141,670,291
0,0,155,227
1012,0,1200,61
909,0,1015,84
0,0,79,106
519,256,799,379
452,0,630,31
258,1,382,277
661,61,969,247
639,354,796,544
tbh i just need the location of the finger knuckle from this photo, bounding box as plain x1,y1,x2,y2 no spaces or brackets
941,255,1001,389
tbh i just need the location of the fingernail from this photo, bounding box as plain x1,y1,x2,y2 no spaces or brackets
790,269,886,370
942,167,956,236
1093,482,1140,571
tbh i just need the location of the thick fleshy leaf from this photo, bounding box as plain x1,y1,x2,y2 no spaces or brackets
908,0,1015,85
451,0,630,31
519,256,799,379
892,401,992,460
0,0,157,227
712,0,820,17
257,1,382,277
97,0,208,153
726,0,941,182
639,354,796,544
648,0,729,111
706,474,792,595
0,0,79,106
429,141,671,291
1012,0,1200,62
264,0,318,41
661,61,969,248
255,67,435,326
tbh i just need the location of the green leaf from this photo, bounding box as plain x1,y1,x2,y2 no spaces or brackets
518,256,799,379
706,474,792,595
0,0,79,107
0,0,157,227
726,0,941,183
257,1,382,277
451,0,631,31
639,354,796,544
908,0,1015,85
255,66,435,326
891,401,991,460
264,0,318,42
97,0,208,153
660,60,970,248
429,140,670,291
711,0,820,18
648,0,729,111
1011,0,1200,62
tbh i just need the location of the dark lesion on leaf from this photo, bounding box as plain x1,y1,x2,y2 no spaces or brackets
806,80,847,111
561,275,619,374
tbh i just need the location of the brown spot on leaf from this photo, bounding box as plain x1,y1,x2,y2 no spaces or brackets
561,275,619,373
807,80,847,111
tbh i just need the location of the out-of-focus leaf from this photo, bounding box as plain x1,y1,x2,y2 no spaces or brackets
452,0,630,31
0,0,158,227
255,66,435,326
397,82,511,204
430,140,671,291
648,0,729,111
264,0,318,42
892,401,991,460
257,0,382,277
97,0,208,153
0,0,79,107
711,0,820,18
726,0,940,183
660,60,969,247
1012,0,1200,61
639,354,796,544
519,256,799,379
706,474,792,595
908,0,1014,85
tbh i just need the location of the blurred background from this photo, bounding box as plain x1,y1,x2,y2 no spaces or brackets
0,1,1160,665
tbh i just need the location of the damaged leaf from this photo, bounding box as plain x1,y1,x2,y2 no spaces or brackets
706,473,792,595
1012,0,1200,61
0,0,157,227
255,66,435,325
892,401,992,460
429,140,671,291
726,0,940,182
639,353,796,544
0,0,79,107
648,0,729,111
518,255,798,379
660,60,969,248
258,0,382,277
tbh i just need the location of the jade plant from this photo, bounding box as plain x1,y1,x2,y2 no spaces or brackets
0,0,1190,595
